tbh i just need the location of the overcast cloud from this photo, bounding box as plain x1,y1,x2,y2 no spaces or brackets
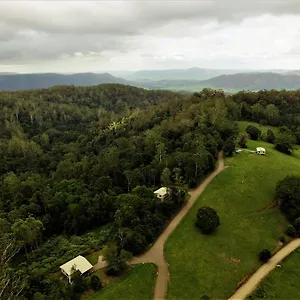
1,0,300,73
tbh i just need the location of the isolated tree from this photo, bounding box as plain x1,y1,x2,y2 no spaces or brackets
90,275,102,291
274,132,296,154
275,176,300,221
266,129,275,143
237,131,248,148
259,249,271,263
223,138,235,157
195,206,220,234
246,125,261,140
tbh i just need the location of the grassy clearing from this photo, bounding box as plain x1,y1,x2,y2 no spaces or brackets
85,251,99,265
161,85,240,94
165,139,300,300
249,248,300,299
237,121,280,136
87,264,157,300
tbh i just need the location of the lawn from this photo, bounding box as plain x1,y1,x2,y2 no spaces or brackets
85,251,99,265
165,139,300,300
87,264,157,300
237,121,280,136
249,248,300,299
162,85,240,94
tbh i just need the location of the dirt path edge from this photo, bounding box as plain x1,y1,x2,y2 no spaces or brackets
132,152,226,300
228,238,300,300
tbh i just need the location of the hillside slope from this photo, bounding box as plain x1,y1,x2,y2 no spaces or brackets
199,72,300,90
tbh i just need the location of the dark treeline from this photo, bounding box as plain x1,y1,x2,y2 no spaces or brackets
0,85,236,299
227,89,300,130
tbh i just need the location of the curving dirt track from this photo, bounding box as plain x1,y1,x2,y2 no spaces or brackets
228,238,300,300
132,152,225,300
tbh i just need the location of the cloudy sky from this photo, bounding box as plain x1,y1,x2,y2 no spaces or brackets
0,0,300,73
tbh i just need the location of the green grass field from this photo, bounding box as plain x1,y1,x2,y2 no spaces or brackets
87,264,157,300
165,139,300,300
237,121,280,136
249,248,300,299
163,85,240,94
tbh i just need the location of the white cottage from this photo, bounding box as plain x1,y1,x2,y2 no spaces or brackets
60,255,93,283
154,187,169,200
256,147,266,155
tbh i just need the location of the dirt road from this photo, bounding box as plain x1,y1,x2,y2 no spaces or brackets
229,238,300,300
132,152,226,300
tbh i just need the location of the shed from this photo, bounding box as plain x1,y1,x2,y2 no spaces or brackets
256,147,266,155
60,255,93,283
154,187,169,200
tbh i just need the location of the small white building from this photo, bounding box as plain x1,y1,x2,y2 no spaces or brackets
256,147,266,155
60,255,93,283
154,187,169,200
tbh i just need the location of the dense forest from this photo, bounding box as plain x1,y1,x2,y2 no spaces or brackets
2,84,300,299
0,84,234,299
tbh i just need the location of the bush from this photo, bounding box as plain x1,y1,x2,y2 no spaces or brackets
266,129,275,143
259,249,272,263
195,206,220,234
246,125,261,140
275,176,300,222
286,225,297,237
201,295,210,300
188,179,197,189
274,133,296,154
223,138,235,157
237,131,248,148
102,243,132,275
280,236,286,243
90,275,102,291
72,270,88,294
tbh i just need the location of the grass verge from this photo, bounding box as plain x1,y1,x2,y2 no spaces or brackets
165,139,300,299
248,248,300,299
87,264,157,300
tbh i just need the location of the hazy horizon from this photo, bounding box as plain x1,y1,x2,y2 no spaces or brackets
1,67,300,76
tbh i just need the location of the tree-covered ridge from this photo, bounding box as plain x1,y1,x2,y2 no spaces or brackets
0,85,235,299
228,89,300,129
3,85,300,299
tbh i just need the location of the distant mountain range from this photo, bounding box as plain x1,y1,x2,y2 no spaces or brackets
0,72,128,91
121,67,247,81
1,69,300,92
198,72,300,90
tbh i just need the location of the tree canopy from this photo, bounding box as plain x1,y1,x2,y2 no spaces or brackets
195,206,220,234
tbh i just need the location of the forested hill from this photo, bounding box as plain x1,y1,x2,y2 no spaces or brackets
0,72,130,90
1,84,237,299
199,72,300,90
3,85,300,299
